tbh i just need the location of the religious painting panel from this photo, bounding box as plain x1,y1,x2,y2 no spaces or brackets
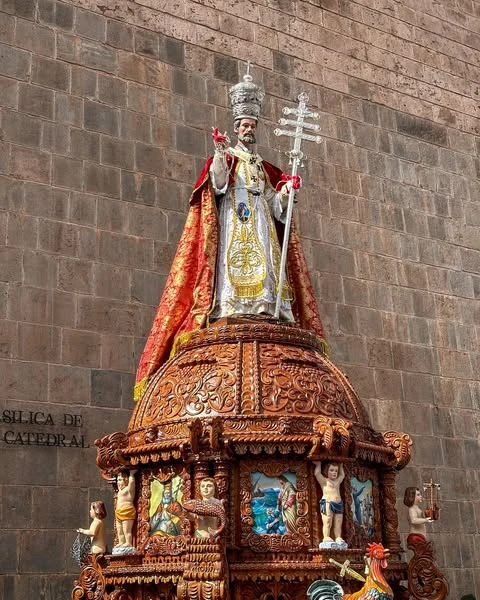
239,460,310,552
137,466,191,555
343,465,380,548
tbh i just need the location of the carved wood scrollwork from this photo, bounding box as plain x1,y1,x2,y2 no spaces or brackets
71,554,107,600
379,469,402,555
143,345,238,421
383,431,413,469
308,416,352,457
138,467,191,555
239,460,310,552
95,432,130,478
407,534,449,600
260,345,362,421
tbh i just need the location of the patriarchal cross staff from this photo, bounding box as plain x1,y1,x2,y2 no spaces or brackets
273,93,322,319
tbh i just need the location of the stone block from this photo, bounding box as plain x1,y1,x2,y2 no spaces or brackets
75,8,106,41
22,250,56,289
119,51,170,88
396,112,447,146
93,262,130,301
441,437,466,469
101,136,134,169
71,65,97,97
98,73,127,108
106,18,133,50
8,285,51,325
135,142,164,176
84,99,119,135
335,299,357,332
172,69,206,101
312,242,355,276
53,155,83,190
70,192,96,226
402,372,435,404
213,54,238,83
57,445,103,488
58,257,94,294
32,55,69,91
0,42,30,80
51,290,75,327
0,247,22,282
18,322,60,362
61,328,102,368
401,401,433,435
101,334,135,372
410,434,443,466
71,129,100,162
33,486,88,529
16,18,55,57
10,146,51,184
127,203,167,239
0,530,18,572
48,364,90,405
0,319,17,358
161,37,184,67
85,162,120,198
91,369,122,407
55,93,83,126
0,12,14,44
79,38,117,73
41,121,69,154
131,269,166,306
24,182,68,220
392,342,438,374
76,295,140,335
38,220,76,256
121,170,155,206
120,110,150,143
18,82,53,119
135,28,159,58
19,530,66,572
151,119,175,147
1,485,33,529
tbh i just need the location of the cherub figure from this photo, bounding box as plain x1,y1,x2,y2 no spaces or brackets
314,461,345,545
403,487,434,537
76,500,107,554
115,469,137,548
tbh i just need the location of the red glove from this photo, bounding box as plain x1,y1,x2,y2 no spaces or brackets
280,174,302,190
212,127,229,147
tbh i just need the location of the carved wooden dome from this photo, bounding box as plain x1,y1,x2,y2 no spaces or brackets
127,320,372,449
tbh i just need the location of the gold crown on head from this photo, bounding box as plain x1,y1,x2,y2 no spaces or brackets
229,63,264,122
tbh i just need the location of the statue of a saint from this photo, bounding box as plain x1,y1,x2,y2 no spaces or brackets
134,69,325,400
403,487,434,538
314,461,346,546
76,500,107,554
114,470,137,549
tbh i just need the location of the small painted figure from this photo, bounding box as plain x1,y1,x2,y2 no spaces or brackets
403,487,434,537
277,475,298,533
314,461,346,545
184,478,226,539
149,481,183,537
265,508,282,534
76,500,107,554
115,469,137,548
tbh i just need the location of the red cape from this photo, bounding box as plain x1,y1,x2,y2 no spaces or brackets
134,155,325,400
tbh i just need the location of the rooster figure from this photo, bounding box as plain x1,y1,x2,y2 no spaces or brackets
307,542,393,600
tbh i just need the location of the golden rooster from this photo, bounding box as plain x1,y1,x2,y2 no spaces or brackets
307,542,393,600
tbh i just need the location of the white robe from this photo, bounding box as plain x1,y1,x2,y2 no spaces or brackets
209,145,294,322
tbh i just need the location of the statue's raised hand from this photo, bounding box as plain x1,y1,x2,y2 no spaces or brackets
212,127,229,150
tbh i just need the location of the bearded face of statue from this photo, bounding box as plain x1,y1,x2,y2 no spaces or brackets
235,118,257,145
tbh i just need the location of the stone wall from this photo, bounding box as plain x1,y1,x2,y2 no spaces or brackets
0,0,479,597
